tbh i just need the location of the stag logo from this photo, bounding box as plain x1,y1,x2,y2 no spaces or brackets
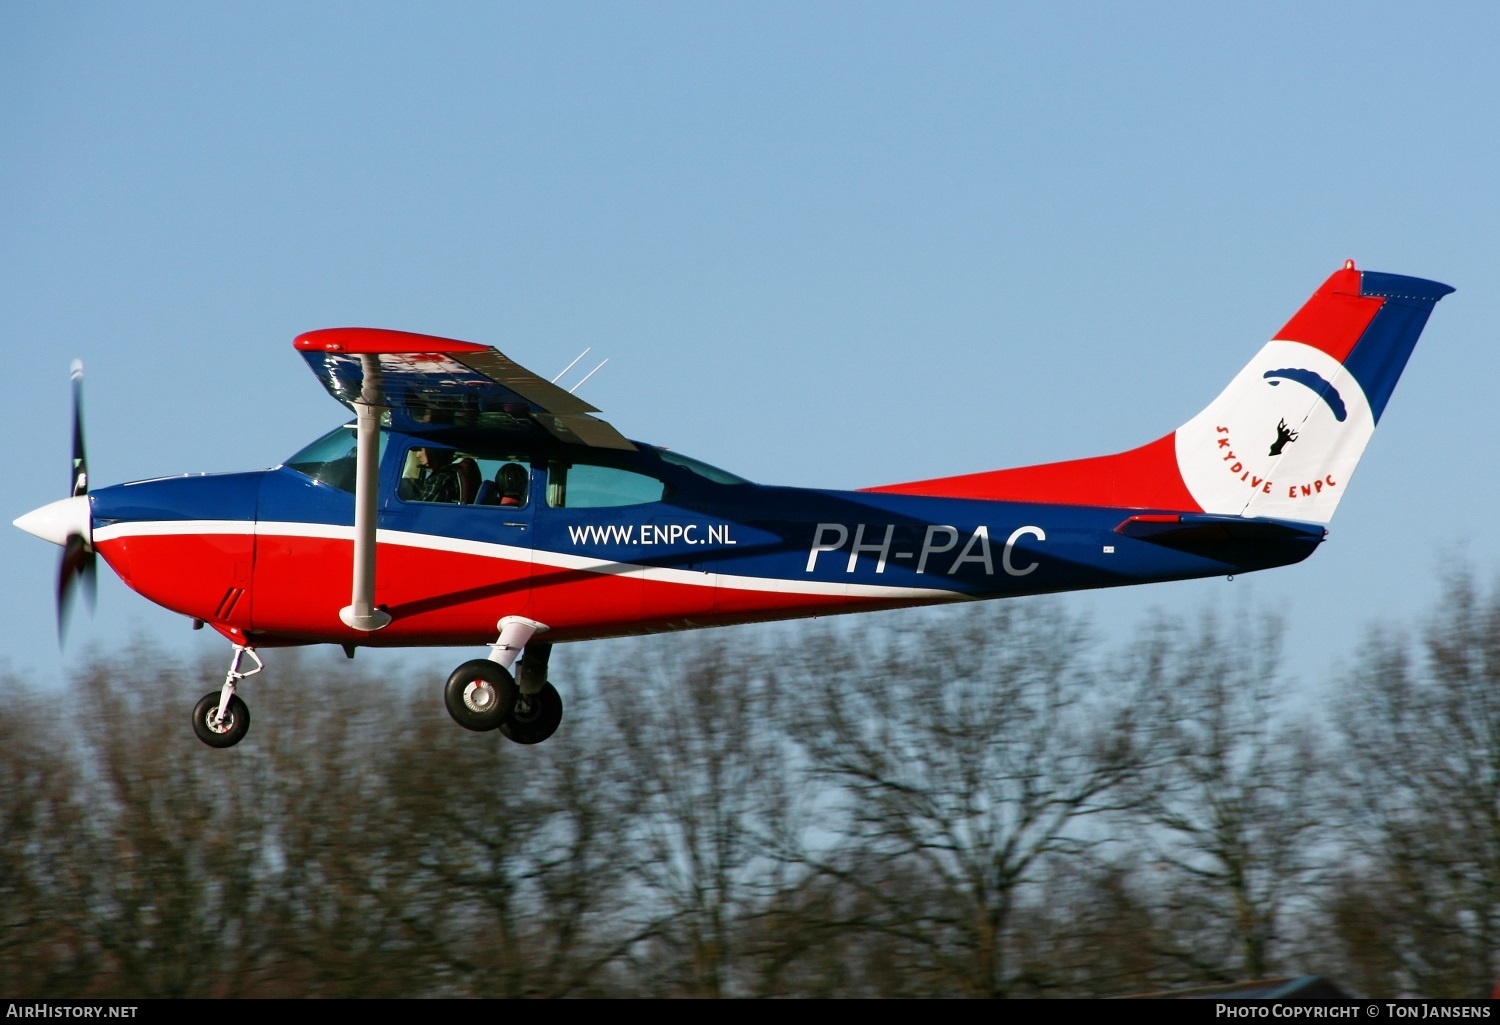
1269,418,1299,456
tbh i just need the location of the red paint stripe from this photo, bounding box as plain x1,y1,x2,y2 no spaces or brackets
294,328,491,354
1271,266,1383,363
863,433,1201,511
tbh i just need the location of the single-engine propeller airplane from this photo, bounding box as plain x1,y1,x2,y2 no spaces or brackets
14,262,1453,749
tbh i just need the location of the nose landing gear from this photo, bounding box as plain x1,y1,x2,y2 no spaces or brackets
192,644,261,748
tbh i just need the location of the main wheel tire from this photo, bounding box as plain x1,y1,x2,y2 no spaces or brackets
444,659,517,732
500,682,563,745
192,692,250,749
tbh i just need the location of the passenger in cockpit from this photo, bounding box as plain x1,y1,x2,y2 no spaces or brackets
498,462,528,507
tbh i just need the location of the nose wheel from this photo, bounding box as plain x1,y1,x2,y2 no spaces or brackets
192,692,250,748
191,644,261,749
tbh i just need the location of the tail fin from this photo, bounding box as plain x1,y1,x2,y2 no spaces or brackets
865,263,1453,524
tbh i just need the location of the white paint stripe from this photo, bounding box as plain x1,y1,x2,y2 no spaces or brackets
95,519,256,542
94,520,961,601
255,520,347,541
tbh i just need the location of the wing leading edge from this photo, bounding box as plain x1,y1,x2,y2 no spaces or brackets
294,328,634,451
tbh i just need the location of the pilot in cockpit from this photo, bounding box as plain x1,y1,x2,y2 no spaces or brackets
405,447,479,504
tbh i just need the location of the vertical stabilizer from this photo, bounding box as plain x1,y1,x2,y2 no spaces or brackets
1173,264,1452,523
866,263,1453,524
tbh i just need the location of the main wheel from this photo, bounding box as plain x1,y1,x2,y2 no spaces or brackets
444,659,517,732
500,682,563,745
192,692,250,749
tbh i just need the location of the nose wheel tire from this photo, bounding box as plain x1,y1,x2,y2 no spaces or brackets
192,692,250,749
444,659,518,732
500,682,563,745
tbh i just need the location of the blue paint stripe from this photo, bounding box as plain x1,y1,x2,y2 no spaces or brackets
1341,272,1453,423
1359,272,1454,303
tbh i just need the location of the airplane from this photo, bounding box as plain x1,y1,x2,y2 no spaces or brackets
13,261,1453,749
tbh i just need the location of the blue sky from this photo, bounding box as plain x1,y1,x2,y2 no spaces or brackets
3,2,1495,695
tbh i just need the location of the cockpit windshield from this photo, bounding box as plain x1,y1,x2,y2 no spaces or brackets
283,423,389,492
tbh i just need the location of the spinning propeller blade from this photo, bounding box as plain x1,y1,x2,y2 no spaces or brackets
57,360,95,643
70,360,88,499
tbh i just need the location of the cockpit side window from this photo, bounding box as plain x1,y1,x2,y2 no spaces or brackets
398,446,480,504
397,445,532,507
284,424,390,493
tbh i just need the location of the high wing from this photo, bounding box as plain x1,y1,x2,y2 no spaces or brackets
294,328,633,634
295,327,634,451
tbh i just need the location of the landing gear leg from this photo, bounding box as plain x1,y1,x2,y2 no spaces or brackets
502,641,563,745
192,645,261,748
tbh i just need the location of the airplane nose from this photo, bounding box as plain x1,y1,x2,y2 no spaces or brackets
13,495,92,547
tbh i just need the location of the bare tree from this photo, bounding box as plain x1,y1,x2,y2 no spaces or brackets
0,673,97,995
243,650,438,997
599,634,813,997
1332,571,1500,997
45,644,649,997
1003,854,1185,997
34,593,1495,997
369,684,638,997
61,644,283,997
785,601,1141,997
1124,610,1326,983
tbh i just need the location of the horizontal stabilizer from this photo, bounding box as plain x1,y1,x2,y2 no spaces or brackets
1114,512,1325,565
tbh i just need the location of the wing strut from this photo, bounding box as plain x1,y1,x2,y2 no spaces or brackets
339,355,392,633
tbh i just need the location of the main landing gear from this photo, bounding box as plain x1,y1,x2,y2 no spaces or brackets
192,645,261,749
444,616,562,745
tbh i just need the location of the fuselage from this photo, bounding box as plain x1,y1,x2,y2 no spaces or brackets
84,423,1324,648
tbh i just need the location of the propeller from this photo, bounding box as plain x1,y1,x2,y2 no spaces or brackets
57,360,95,641
71,359,88,498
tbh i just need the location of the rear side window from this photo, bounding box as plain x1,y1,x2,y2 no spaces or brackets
547,462,665,508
